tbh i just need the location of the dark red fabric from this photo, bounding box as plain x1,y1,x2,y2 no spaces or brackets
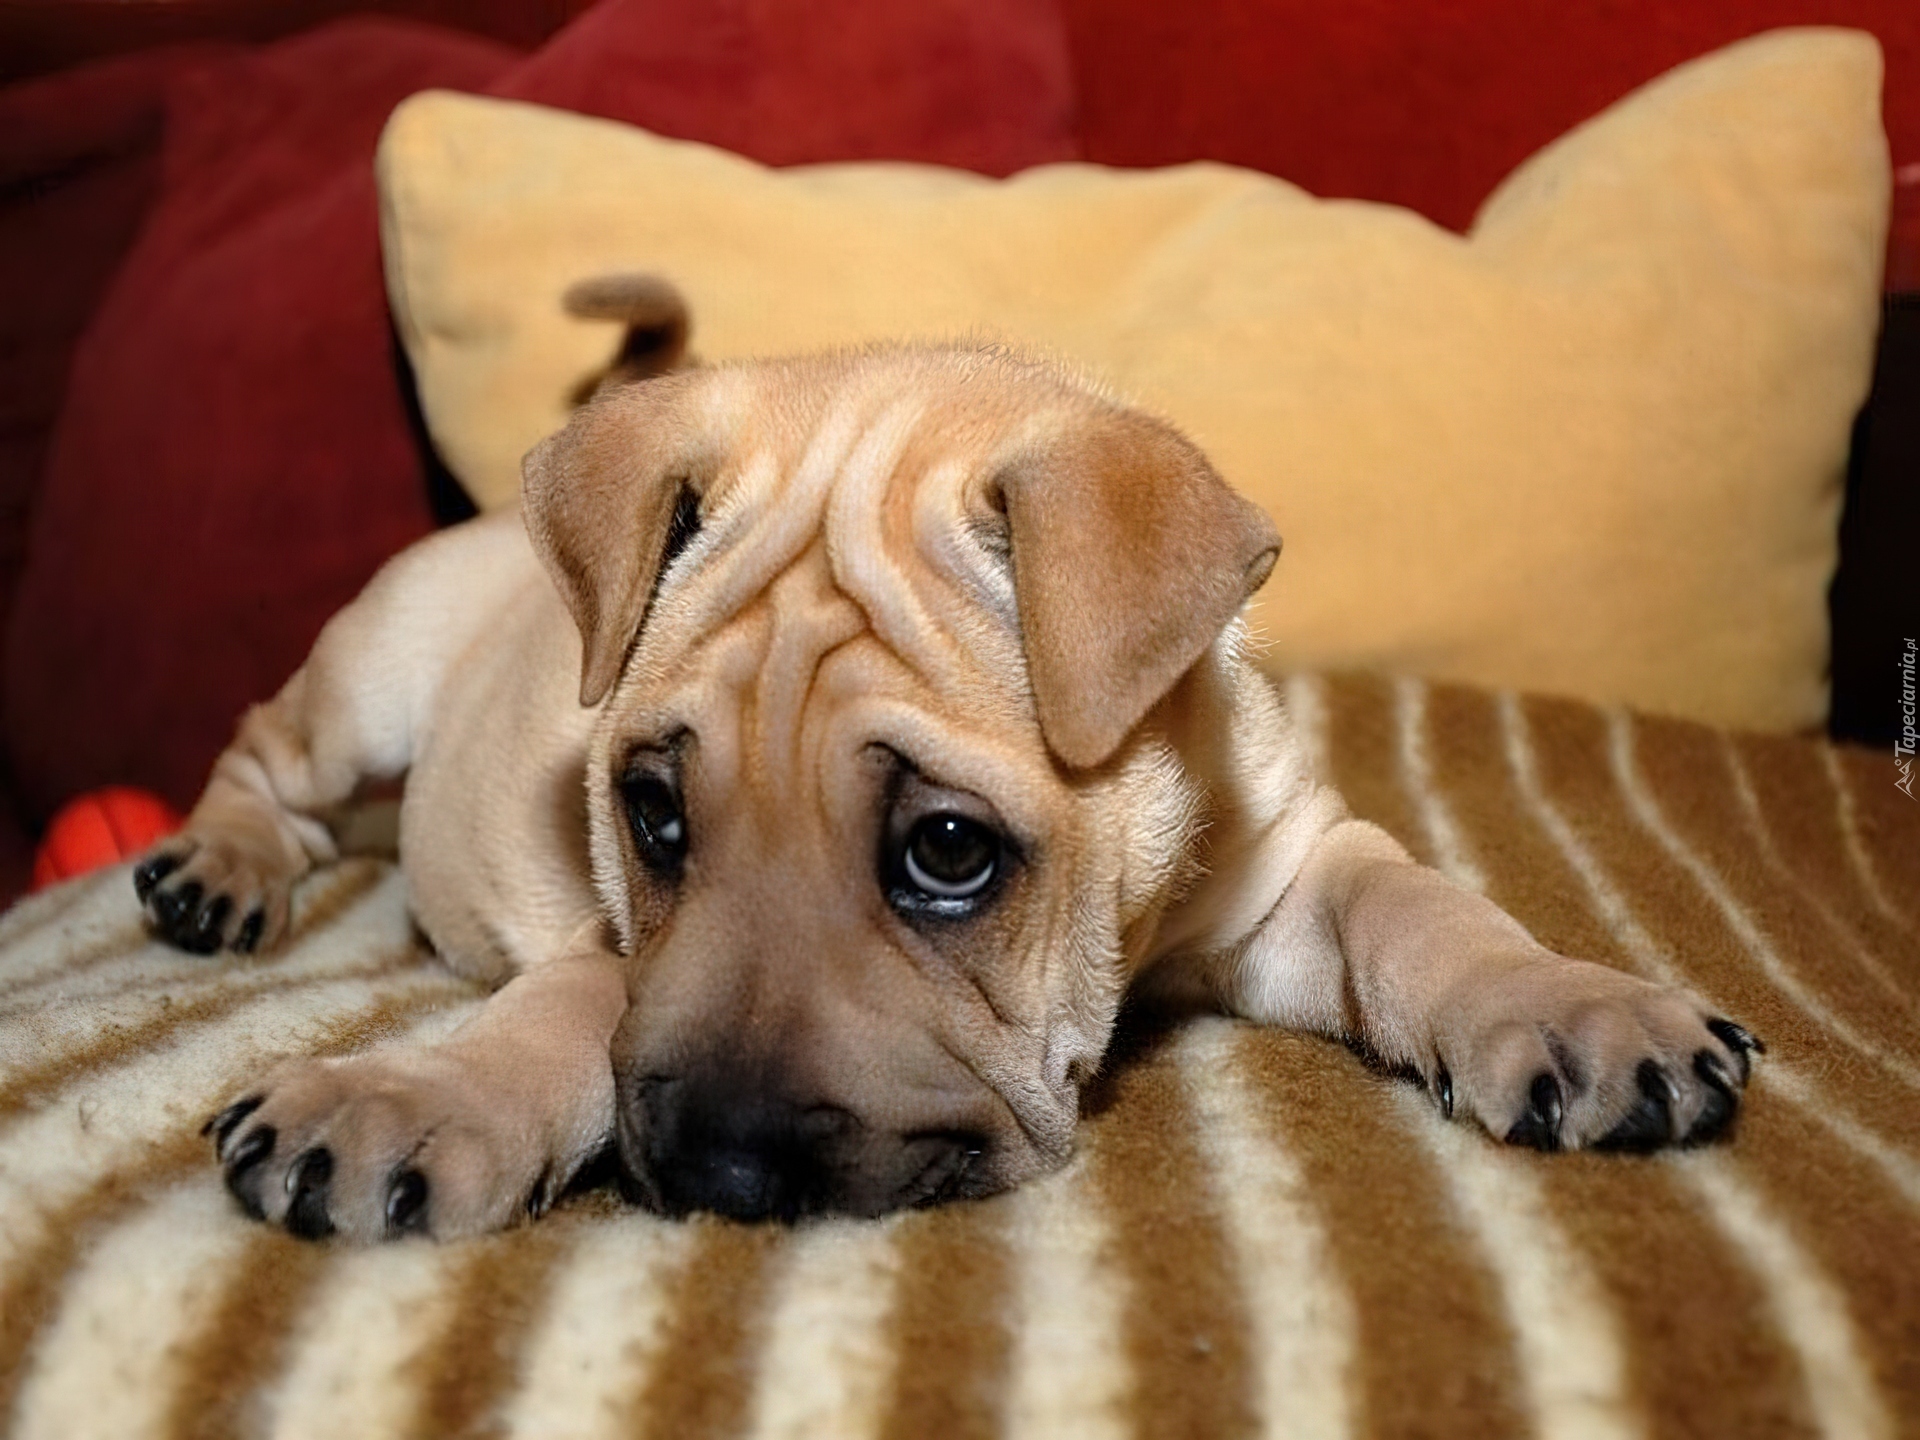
0,45,227,718
1891,167,1920,291
1058,0,1920,235
4,20,519,820
492,0,1077,175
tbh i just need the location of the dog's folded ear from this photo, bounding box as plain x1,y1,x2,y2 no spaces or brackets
1000,409,1279,770
522,378,701,707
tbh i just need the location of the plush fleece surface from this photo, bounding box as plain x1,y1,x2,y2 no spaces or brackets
381,30,1889,736
0,672,1915,1439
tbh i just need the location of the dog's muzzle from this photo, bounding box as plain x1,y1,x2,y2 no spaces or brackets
617,1067,986,1222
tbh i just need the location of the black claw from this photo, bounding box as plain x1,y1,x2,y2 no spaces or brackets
1706,1016,1764,1054
203,1095,264,1154
386,1169,429,1237
234,909,266,955
133,853,179,901
183,895,232,956
1435,1064,1454,1120
224,1124,276,1220
227,1124,274,1175
1687,1050,1739,1145
152,880,203,936
284,1148,336,1240
525,1163,555,1220
1706,1018,1764,1081
1594,1059,1676,1152
1505,1072,1563,1152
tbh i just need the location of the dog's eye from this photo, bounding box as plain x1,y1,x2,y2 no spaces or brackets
623,775,687,873
902,814,998,900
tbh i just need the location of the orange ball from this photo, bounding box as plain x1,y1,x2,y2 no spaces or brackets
32,786,183,891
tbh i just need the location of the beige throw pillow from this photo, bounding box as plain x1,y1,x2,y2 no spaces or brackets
377,29,1888,732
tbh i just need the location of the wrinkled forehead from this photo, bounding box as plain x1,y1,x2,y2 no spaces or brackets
617,352,1091,717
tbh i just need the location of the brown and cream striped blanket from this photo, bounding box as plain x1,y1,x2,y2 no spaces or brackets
1,673,1915,1440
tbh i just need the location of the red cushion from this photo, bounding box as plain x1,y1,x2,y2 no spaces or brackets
3,0,1078,824
494,0,1077,176
0,45,232,730
1893,165,1920,291
1059,0,1920,234
3,19,518,821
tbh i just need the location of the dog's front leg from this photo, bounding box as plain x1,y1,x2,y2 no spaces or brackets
1218,819,1758,1151
210,945,625,1240
133,664,361,953
131,517,524,953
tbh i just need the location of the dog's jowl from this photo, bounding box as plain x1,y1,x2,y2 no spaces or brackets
134,342,1760,1240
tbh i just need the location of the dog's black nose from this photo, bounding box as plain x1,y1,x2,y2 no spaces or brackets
637,1077,854,1222
670,1142,791,1221
622,1067,993,1221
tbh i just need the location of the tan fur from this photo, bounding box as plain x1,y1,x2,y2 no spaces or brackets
137,344,1753,1240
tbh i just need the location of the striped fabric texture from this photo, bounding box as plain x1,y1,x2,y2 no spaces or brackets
0,673,1915,1440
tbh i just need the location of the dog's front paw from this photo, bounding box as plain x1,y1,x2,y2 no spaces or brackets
206,1051,578,1242
1428,955,1762,1153
134,830,300,955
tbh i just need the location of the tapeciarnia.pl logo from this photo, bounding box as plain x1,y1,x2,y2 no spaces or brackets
1898,637,1917,800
